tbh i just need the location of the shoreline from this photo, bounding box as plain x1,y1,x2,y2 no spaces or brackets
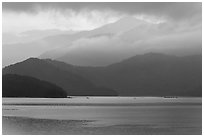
2,102,202,106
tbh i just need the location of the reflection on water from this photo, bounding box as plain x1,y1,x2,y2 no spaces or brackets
2,97,202,134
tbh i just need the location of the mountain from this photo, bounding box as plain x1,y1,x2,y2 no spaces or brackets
3,53,201,96
3,74,67,98
39,16,160,66
38,17,144,61
44,53,202,97
4,16,201,67
40,16,201,66
2,58,118,96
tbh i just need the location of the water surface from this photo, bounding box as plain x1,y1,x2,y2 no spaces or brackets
2,97,202,134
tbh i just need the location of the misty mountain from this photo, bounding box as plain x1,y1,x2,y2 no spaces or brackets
38,16,145,61
3,16,201,67
40,16,201,66
3,58,118,96
3,74,67,98
44,53,202,97
39,16,157,65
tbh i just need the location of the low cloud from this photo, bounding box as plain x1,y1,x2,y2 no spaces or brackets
57,20,201,66
3,8,123,33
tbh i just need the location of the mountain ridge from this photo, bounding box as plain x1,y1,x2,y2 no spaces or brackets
44,53,202,97
3,58,118,96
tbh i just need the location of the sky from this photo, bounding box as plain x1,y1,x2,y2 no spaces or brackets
3,2,201,33
2,2,202,66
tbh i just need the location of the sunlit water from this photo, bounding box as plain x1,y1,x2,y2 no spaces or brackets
2,97,202,134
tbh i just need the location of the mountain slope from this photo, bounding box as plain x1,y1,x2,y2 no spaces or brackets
102,53,202,96
3,58,118,96
44,53,202,96
3,74,67,98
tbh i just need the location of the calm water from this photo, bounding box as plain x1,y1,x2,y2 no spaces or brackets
2,97,202,134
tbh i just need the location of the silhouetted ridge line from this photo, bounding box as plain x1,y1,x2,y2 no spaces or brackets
3,58,118,96
43,53,202,97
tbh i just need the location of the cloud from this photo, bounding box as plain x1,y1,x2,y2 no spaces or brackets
57,35,127,66
3,8,122,33
3,2,201,34
3,2,201,20
56,20,201,66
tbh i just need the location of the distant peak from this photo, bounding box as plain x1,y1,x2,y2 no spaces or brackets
25,57,41,62
3,57,42,69
21,57,49,65
116,16,141,24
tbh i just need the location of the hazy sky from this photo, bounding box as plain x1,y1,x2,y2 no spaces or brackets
2,2,202,66
3,2,201,33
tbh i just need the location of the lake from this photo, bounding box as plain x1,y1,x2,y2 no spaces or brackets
2,97,202,135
